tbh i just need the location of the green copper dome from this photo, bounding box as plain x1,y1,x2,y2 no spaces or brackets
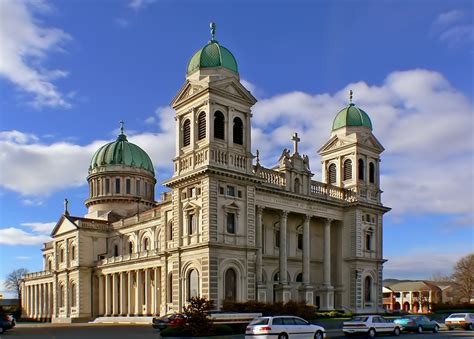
90,130,154,174
187,39,238,75
332,103,373,131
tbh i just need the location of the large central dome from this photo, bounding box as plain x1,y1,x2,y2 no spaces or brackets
186,23,238,75
89,130,154,174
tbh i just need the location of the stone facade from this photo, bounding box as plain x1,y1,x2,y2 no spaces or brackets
21,33,390,323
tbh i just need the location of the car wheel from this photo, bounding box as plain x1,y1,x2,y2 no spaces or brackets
393,327,401,336
368,328,376,338
467,323,473,331
417,325,423,334
278,333,288,339
433,325,439,333
314,330,324,339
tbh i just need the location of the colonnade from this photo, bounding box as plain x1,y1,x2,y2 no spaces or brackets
255,206,335,309
23,282,53,320
99,267,161,316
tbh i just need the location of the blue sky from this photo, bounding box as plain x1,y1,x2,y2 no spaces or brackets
0,0,473,296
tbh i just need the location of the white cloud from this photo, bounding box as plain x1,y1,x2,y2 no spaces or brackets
0,227,51,245
21,222,55,233
432,9,474,48
128,0,156,11
0,0,71,108
16,256,31,260
435,10,464,27
384,249,469,279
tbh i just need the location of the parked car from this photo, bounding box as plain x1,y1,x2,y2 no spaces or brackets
0,317,13,334
445,313,474,331
394,315,439,333
6,314,16,327
245,315,326,339
152,313,188,330
343,315,401,338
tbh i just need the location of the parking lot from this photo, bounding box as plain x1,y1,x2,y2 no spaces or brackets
1,323,473,339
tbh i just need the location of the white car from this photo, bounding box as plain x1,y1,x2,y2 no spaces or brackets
245,315,326,339
445,313,474,330
343,315,401,337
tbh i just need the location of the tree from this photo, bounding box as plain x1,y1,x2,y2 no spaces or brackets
451,253,474,303
4,268,28,300
182,296,214,336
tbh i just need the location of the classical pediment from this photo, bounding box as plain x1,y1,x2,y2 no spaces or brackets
183,202,200,212
359,135,385,152
318,136,353,153
50,215,79,237
210,78,257,105
171,81,206,107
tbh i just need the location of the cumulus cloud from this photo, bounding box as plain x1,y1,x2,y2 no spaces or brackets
0,221,55,245
128,0,156,11
0,0,72,108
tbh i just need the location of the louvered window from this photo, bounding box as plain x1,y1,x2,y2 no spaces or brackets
198,112,206,140
343,159,352,180
328,163,337,184
233,117,243,145
214,111,225,140
183,119,191,146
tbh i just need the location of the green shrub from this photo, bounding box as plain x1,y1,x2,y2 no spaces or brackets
183,296,215,336
222,300,317,319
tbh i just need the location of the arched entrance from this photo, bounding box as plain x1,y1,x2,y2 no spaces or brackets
403,301,410,312
394,302,401,310
412,301,419,313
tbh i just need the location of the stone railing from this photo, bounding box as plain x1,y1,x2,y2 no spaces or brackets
310,181,356,201
23,270,53,280
98,249,159,267
256,167,286,187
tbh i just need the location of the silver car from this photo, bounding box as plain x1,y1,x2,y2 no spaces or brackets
245,315,326,339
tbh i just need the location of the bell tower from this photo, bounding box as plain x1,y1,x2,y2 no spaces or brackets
318,90,384,203
170,23,257,178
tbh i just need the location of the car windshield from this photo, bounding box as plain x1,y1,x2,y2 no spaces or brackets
448,313,466,318
249,318,269,326
352,316,368,322
406,315,419,319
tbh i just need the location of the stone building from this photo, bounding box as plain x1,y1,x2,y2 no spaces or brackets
21,25,389,323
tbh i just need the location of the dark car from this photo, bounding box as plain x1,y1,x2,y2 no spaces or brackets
0,317,13,334
394,315,439,333
152,313,188,330
6,314,16,327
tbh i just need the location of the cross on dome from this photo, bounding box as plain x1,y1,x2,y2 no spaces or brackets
291,132,301,154
210,22,216,41
349,89,353,104
119,120,125,135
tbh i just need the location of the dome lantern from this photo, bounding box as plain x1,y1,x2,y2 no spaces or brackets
332,90,373,131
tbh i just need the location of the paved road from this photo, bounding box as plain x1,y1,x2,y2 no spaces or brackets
2,324,473,339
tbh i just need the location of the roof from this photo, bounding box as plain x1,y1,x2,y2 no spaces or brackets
187,40,238,75
388,281,442,292
89,130,154,174
332,103,373,131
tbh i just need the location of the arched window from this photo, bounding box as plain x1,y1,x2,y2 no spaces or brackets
214,111,225,140
366,228,374,251
296,273,303,283
188,269,199,299
198,112,206,140
294,177,300,193
183,119,191,147
60,248,65,263
369,162,375,183
168,221,173,241
59,284,65,308
70,245,76,260
224,268,237,301
273,272,280,282
343,159,352,180
168,273,173,303
233,117,243,145
143,237,149,251
128,241,133,254
114,244,119,257
48,259,52,271
358,159,365,180
328,163,337,184
364,276,372,302
70,282,76,307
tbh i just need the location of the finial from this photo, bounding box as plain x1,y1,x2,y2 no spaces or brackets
256,149,260,166
64,198,69,216
349,90,353,104
210,22,216,41
291,132,301,155
119,120,125,135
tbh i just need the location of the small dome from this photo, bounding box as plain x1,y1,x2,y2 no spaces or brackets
187,39,238,75
332,103,373,131
90,130,154,174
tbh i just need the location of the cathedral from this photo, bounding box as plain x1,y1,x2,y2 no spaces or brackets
21,24,389,323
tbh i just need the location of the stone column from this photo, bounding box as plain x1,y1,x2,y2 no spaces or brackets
154,268,160,315
303,215,311,285
25,285,30,318
135,270,143,315
256,206,263,283
127,271,133,315
39,284,44,320
49,283,53,319
279,211,288,284
120,272,127,315
321,218,334,310
44,283,49,319
112,273,118,315
145,269,151,315
105,274,111,316
98,275,104,315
